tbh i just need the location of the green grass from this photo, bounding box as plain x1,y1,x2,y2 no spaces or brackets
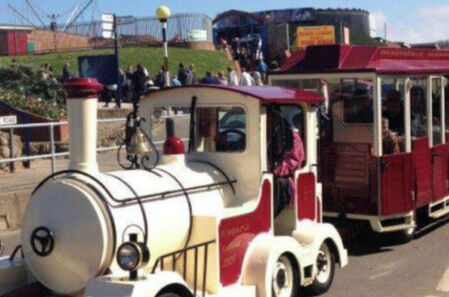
0,46,232,78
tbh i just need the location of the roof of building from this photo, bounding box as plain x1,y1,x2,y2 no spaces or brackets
151,85,325,103
0,24,34,31
276,44,449,75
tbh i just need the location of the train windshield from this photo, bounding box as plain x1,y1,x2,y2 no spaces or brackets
150,105,247,153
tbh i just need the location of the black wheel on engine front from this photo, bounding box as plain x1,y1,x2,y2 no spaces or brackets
271,254,299,297
306,241,335,296
157,293,182,297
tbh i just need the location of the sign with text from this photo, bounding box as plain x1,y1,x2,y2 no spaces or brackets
102,13,115,40
0,115,17,126
296,25,336,48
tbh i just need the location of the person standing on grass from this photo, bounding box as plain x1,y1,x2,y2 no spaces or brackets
217,71,228,85
131,64,147,106
202,71,219,84
240,68,254,86
61,63,73,84
178,63,188,85
227,67,238,86
185,64,196,85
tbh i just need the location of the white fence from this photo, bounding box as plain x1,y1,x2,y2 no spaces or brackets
0,118,126,174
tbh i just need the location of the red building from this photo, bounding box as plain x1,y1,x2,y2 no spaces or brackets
0,25,33,56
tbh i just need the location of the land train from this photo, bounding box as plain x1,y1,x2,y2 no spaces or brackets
270,44,449,241
1,79,347,297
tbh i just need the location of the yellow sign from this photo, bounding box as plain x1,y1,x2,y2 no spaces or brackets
296,26,336,48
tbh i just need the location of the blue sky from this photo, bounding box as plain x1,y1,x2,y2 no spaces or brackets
2,0,449,43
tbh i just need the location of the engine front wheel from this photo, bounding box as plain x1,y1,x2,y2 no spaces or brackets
306,242,335,295
271,254,299,297
157,293,182,297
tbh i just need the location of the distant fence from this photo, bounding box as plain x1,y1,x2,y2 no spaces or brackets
59,13,213,48
1,13,213,56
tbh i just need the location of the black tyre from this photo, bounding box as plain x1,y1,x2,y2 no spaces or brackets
271,254,299,297
306,242,335,296
396,227,415,244
157,293,182,297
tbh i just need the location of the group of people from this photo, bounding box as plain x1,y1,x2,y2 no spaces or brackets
200,65,266,87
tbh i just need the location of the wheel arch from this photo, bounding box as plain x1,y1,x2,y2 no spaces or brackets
240,234,305,297
324,238,340,265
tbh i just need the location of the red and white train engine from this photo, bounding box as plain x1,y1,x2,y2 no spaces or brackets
9,81,347,297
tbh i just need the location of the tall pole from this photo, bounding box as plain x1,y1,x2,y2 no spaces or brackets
162,20,170,87
114,14,122,106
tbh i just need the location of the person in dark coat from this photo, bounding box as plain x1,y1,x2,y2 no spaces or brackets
177,63,188,85
61,63,73,84
131,64,147,105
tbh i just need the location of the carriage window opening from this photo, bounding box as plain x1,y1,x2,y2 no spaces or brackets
194,106,246,153
341,80,374,124
267,105,306,171
410,79,428,138
432,78,443,145
382,79,405,154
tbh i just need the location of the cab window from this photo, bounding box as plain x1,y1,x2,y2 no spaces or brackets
194,106,246,153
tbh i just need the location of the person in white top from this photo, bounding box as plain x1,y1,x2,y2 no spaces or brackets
240,68,254,86
252,70,263,86
227,67,239,86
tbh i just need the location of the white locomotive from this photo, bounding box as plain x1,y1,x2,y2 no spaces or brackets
4,79,347,297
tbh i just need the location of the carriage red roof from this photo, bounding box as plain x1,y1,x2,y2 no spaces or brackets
153,85,325,103
277,44,449,75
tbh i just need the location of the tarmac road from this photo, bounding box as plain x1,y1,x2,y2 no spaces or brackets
322,216,449,297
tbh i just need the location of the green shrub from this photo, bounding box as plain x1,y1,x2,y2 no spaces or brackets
0,64,66,119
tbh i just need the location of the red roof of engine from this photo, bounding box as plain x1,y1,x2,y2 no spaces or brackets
152,85,324,103
277,44,449,75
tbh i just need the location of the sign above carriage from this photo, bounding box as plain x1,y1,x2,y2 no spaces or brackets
296,25,336,48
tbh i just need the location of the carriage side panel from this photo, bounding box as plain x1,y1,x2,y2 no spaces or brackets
380,153,414,216
412,138,432,208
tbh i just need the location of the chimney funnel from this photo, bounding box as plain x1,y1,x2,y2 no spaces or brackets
63,78,103,174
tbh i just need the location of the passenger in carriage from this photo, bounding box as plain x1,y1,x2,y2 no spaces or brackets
383,90,404,135
382,117,400,154
410,86,427,137
269,109,305,217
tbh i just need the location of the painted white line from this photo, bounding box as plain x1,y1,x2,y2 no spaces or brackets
436,266,449,292
369,271,392,280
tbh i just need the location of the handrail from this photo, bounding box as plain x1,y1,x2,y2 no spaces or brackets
152,239,216,297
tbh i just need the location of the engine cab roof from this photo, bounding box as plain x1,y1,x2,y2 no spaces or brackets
148,85,325,103
276,44,449,75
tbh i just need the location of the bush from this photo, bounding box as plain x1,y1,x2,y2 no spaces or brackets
0,64,66,119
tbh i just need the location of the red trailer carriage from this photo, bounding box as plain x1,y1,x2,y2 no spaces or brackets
269,45,449,240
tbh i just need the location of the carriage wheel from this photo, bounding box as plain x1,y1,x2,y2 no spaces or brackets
271,254,299,297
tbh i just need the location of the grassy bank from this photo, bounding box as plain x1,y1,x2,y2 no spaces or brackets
0,46,231,78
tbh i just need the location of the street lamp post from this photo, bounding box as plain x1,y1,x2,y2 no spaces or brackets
156,6,171,87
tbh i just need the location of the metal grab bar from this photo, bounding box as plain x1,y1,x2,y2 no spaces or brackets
152,240,215,297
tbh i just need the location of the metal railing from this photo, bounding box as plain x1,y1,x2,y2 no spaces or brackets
0,118,126,174
152,240,215,297
0,114,191,174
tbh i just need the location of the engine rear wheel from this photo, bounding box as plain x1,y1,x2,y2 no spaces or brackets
271,254,299,297
307,241,335,295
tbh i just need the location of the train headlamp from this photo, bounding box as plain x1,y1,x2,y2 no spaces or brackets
116,234,149,280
